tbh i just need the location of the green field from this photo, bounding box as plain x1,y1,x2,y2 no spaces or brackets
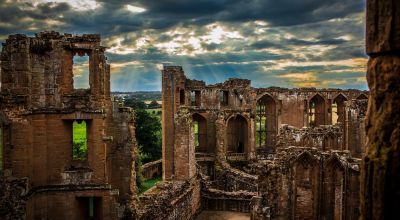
139,176,162,194
73,121,88,159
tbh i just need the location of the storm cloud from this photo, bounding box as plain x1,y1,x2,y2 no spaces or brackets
0,0,367,91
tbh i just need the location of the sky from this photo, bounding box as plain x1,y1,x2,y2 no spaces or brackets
0,0,368,91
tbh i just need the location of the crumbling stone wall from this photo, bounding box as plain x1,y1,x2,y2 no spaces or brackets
0,171,28,220
255,147,361,220
0,32,137,219
136,178,201,220
161,66,368,218
161,66,368,169
361,0,400,218
141,159,162,180
277,124,343,151
344,99,367,158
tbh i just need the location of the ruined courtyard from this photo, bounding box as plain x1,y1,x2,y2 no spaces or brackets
0,0,400,219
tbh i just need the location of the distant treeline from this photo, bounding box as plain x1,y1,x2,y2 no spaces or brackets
112,91,161,102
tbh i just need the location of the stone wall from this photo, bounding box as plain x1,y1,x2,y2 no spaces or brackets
361,0,400,218
137,178,201,220
161,66,368,178
255,147,361,220
141,159,162,180
0,32,137,219
0,171,28,220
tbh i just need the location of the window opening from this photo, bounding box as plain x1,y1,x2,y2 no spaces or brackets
73,54,90,89
73,120,88,160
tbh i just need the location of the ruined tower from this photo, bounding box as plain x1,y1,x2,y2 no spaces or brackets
161,66,196,181
0,32,137,219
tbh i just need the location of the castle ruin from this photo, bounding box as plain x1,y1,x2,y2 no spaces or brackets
1,0,399,218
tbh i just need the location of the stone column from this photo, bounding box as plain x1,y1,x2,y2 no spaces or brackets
173,107,196,180
361,0,400,219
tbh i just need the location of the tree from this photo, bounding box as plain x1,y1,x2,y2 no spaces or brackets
124,98,161,163
134,110,162,163
124,99,147,109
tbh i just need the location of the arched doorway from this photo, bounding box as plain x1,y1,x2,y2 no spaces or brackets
256,94,277,149
309,94,326,127
293,153,319,219
193,113,207,153
322,158,345,220
332,94,347,125
227,115,248,154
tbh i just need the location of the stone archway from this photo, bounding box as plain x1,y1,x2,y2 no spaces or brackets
227,115,248,154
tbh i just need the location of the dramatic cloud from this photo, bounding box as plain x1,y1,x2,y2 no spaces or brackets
0,0,367,91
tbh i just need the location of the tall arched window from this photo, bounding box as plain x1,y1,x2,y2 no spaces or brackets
227,115,248,153
332,94,347,125
193,114,207,152
256,94,277,149
309,94,325,127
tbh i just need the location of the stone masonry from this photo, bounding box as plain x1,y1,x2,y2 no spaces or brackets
161,66,368,219
0,32,137,220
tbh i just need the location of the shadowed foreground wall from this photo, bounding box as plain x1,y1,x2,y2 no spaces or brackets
361,0,400,219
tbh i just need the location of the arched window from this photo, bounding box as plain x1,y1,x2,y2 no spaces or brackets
193,114,207,152
309,94,325,127
332,94,347,125
256,94,277,149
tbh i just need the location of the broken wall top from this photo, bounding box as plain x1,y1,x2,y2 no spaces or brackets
0,31,111,113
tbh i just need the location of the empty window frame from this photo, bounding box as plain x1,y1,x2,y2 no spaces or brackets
220,90,229,106
256,104,267,148
190,90,201,106
308,94,325,127
332,94,347,125
72,120,88,160
179,89,185,105
193,114,207,152
193,120,199,148
256,95,277,149
73,54,90,89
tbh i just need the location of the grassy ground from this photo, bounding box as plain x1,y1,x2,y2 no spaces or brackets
73,121,87,159
139,176,162,194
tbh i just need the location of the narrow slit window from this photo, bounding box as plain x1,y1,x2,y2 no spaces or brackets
191,91,201,106
332,102,338,125
190,91,196,106
193,120,199,148
73,54,90,89
179,89,185,105
220,90,229,106
73,120,88,160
